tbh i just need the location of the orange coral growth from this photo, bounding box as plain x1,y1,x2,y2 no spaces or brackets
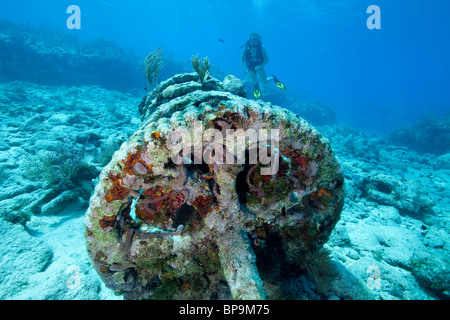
192,196,214,218
121,149,153,176
122,151,141,176
317,189,331,198
151,131,161,139
105,172,129,202
108,172,123,184
180,282,190,292
105,193,114,202
99,215,117,229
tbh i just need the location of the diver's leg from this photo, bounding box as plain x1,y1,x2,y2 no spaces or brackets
257,68,272,85
249,70,261,99
249,70,258,86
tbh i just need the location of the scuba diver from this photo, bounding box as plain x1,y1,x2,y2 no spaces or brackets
240,32,286,99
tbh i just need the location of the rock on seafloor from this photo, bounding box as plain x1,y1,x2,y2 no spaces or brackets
0,219,53,299
85,73,346,299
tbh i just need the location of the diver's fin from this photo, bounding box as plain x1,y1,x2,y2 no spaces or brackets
272,75,286,90
253,84,261,99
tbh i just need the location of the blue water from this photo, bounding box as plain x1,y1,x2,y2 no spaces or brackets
1,0,450,132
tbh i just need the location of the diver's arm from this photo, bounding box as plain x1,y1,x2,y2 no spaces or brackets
241,50,247,72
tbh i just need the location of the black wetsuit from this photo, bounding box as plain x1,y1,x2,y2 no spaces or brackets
245,43,264,72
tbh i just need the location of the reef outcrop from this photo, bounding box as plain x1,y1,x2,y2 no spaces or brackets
388,114,450,155
85,73,345,299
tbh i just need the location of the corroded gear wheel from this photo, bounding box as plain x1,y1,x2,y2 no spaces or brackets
85,73,344,299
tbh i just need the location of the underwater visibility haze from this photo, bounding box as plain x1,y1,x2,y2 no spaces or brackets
3,0,450,132
0,0,449,301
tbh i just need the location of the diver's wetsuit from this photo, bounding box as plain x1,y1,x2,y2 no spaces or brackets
245,43,264,72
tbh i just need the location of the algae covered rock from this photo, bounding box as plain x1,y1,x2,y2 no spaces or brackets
0,219,53,299
85,73,345,299
359,171,435,216
410,250,450,299
388,114,450,155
